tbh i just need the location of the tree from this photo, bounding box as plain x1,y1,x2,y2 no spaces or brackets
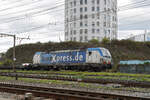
102,37,110,44
89,39,99,44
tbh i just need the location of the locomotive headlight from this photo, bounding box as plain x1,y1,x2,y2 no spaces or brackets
108,61,111,65
103,61,106,64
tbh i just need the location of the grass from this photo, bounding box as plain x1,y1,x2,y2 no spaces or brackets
1,70,150,78
1,70,150,82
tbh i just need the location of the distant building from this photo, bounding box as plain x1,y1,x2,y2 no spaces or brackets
65,0,118,42
128,31,150,42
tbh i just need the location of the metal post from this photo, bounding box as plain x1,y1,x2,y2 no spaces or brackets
13,35,17,80
0,33,30,81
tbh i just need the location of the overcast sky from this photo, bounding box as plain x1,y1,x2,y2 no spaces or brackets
0,0,149,52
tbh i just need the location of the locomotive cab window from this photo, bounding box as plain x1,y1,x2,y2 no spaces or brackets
101,49,111,58
89,52,92,56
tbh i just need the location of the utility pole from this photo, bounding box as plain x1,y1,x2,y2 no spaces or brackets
0,33,30,80
13,35,16,80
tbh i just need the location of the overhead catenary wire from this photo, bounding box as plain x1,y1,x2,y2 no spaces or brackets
116,1,150,29
0,0,149,35
0,0,63,13
118,0,148,9
0,0,148,25
0,2,64,18
118,3,150,28
0,0,147,24
119,3,150,12
0,3,64,24
0,0,45,13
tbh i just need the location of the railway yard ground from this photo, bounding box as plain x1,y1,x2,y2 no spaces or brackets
0,70,150,100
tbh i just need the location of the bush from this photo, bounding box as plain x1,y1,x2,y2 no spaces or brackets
3,59,13,66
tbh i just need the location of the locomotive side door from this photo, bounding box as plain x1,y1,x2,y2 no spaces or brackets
87,51,99,63
87,51,92,63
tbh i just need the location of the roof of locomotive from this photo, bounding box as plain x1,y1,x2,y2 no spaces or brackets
34,47,109,54
50,49,85,53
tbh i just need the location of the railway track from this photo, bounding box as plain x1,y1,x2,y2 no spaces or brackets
0,81,149,100
0,72,150,88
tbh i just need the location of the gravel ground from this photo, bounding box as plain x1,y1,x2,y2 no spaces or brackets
0,93,16,100
0,92,51,100
0,98,12,100
0,80,150,99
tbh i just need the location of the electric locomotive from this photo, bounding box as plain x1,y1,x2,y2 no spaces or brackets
31,47,112,71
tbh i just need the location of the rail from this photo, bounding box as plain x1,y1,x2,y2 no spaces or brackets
0,82,149,100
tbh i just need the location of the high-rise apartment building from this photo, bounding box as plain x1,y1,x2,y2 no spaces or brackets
65,0,118,42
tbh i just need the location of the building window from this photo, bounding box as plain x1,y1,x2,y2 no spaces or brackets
80,29,83,34
74,16,76,21
104,8,106,11
92,22,95,27
65,32,68,36
73,37,76,41
85,21,88,26
74,22,76,27
70,2,72,7
74,30,76,35
85,29,88,34
104,0,106,5
97,21,100,26
104,22,106,27
74,8,76,13
80,7,83,12
85,0,87,4
70,30,73,35
97,0,99,4
97,13,100,19
80,0,83,5
80,15,83,19
85,7,87,12
104,14,106,20
74,1,76,6
85,36,88,41
84,14,88,19
80,36,83,42
97,7,100,11
97,29,100,33
92,0,95,4
92,7,95,11
92,29,95,33
80,22,83,26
